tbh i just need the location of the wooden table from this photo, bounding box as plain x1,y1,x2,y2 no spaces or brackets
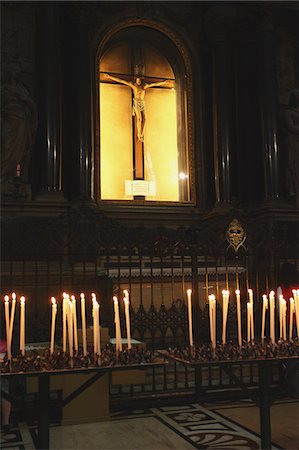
0,361,165,450
162,354,299,450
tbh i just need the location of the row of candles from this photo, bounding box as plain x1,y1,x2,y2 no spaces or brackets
3,291,132,360
3,288,299,359
187,288,299,348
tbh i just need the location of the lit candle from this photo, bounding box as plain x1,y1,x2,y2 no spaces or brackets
50,297,57,355
113,296,122,352
289,298,294,340
248,289,254,341
62,292,68,352
97,301,101,356
208,294,216,349
293,289,299,338
222,290,229,344
92,296,97,354
235,290,242,346
80,293,87,356
20,296,26,356
282,298,287,340
9,293,16,353
261,295,268,342
123,290,131,350
67,299,73,357
187,289,194,347
4,295,11,360
247,302,252,342
208,294,214,345
71,296,78,354
279,295,283,339
269,290,275,343
92,294,100,355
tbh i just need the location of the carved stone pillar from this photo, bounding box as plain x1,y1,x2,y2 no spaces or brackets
205,7,236,206
257,9,281,202
35,3,63,197
63,5,94,202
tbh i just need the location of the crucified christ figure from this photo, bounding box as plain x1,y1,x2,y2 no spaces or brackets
104,73,168,142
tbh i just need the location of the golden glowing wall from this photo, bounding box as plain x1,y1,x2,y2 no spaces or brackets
145,89,178,201
100,84,133,200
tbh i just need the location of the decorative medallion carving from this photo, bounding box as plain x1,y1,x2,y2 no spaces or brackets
226,219,247,253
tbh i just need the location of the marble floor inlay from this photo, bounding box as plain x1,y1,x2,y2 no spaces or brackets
1,399,298,449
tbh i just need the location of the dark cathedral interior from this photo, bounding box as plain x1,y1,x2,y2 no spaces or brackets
1,2,299,449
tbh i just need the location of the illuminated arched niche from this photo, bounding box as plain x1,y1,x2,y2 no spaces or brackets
98,26,191,203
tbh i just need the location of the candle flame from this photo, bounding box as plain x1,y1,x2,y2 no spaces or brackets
80,293,85,300
71,295,76,301
4,295,9,302
208,294,215,301
269,290,275,297
51,297,56,305
290,297,294,304
12,292,16,301
187,289,192,295
20,296,25,304
113,296,118,303
235,289,240,295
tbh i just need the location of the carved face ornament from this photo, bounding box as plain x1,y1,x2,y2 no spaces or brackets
226,219,246,252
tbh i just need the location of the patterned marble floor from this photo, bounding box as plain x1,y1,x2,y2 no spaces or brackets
1,399,298,450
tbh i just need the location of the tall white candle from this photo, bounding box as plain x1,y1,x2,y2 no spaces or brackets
66,298,73,357
222,290,229,344
235,290,242,346
282,298,287,340
187,289,194,347
248,289,254,341
20,296,25,356
247,302,252,342
50,297,57,355
269,291,275,343
9,293,16,352
213,296,216,348
279,295,283,339
289,298,294,339
80,293,87,356
92,296,97,354
97,301,101,355
208,295,214,345
208,295,216,349
123,291,132,350
113,296,122,352
62,292,67,352
261,295,268,341
71,296,78,354
293,290,299,338
4,296,11,360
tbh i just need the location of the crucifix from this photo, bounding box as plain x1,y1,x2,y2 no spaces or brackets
103,67,168,182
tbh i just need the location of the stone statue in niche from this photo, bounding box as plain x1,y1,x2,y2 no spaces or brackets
283,89,299,207
1,61,37,196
